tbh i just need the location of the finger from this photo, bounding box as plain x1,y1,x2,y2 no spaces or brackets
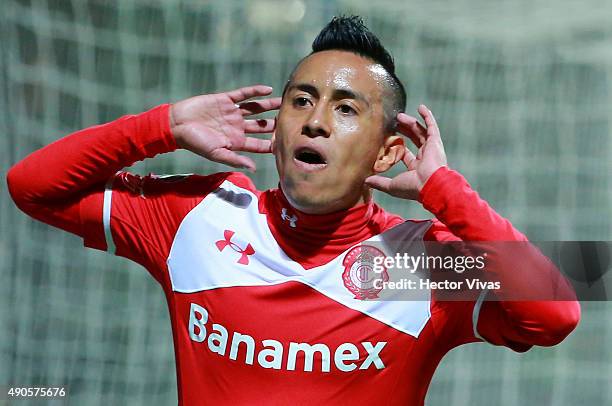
402,147,417,170
244,118,276,133
227,85,274,103
397,113,427,147
364,175,393,193
238,97,282,116
210,148,256,172
236,137,272,154
418,104,441,138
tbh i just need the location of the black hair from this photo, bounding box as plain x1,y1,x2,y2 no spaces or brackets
312,16,396,77
286,15,406,133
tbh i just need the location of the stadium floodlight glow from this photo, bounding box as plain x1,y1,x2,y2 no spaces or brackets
248,0,306,30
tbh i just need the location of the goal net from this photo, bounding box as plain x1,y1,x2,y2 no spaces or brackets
2,0,611,404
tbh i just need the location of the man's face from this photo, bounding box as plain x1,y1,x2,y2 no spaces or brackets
272,50,399,214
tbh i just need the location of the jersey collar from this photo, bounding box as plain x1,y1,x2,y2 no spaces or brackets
259,186,401,269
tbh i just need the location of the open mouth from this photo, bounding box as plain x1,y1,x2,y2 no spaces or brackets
293,147,327,171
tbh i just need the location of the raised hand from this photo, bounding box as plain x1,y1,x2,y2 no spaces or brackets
365,104,447,201
170,85,281,172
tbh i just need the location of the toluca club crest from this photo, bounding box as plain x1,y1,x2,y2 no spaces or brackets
342,245,388,300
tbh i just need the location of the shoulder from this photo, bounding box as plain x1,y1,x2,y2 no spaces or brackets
370,202,443,231
422,218,460,241
370,203,405,231
369,204,437,240
113,171,258,198
374,207,458,242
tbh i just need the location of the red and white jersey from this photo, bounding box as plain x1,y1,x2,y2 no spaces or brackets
89,170,476,405
7,104,580,406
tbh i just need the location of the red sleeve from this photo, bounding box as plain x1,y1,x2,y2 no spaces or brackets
84,171,231,283
7,104,176,234
421,166,581,351
6,104,237,285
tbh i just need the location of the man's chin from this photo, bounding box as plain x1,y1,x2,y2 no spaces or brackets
282,177,370,215
280,181,329,213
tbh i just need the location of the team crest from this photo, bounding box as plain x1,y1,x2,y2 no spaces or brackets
342,245,388,300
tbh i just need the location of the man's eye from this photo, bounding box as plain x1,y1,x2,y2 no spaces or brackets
294,97,311,107
338,104,356,115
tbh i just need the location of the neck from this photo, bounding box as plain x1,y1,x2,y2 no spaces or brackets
258,186,393,269
283,185,373,215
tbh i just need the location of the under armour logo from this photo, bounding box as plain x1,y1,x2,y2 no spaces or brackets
215,230,255,265
281,208,298,228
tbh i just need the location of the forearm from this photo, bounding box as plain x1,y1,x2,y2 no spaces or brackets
420,166,526,242
420,167,571,298
7,104,176,207
421,167,580,346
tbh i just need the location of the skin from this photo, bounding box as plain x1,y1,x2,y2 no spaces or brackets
169,51,447,213
271,50,405,214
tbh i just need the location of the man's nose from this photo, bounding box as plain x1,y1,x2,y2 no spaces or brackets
302,103,331,138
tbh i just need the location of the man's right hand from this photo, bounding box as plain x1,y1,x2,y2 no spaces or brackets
170,85,281,172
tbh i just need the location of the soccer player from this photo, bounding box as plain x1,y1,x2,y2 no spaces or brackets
7,16,579,405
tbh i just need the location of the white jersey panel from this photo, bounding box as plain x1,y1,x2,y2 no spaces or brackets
167,180,432,338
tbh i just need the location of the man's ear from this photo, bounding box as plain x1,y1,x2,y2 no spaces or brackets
373,135,405,173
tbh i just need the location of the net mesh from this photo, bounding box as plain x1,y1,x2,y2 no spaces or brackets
2,0,612,404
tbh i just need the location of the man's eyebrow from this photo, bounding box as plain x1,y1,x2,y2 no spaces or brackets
286,83,319,97
333,88,370,107
286,83,370,107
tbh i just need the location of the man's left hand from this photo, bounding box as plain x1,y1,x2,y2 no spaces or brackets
365,104,447,201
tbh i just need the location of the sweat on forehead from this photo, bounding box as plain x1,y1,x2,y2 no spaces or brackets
290,50,381,79
283,50,403,132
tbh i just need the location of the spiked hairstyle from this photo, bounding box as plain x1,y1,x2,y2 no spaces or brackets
286,15,407,132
